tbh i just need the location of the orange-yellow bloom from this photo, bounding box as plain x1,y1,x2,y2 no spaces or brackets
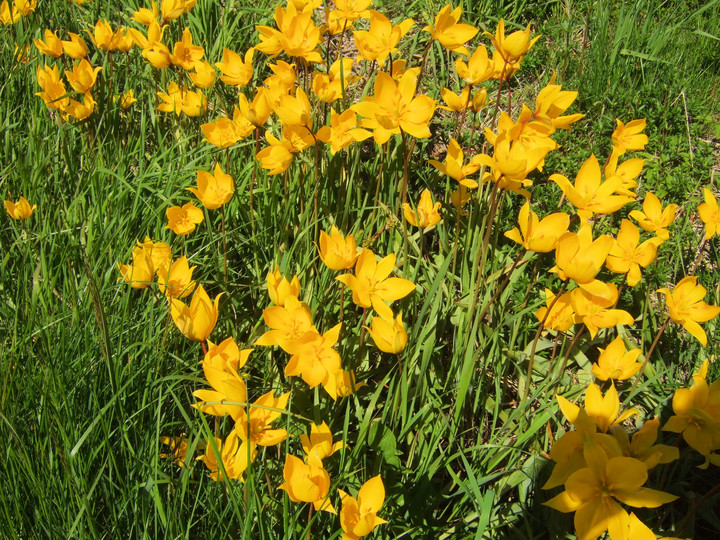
215,47,254,87
156,256,196,299
455,45,493,85
628,192,677,242
300,422,344,462
657,277,720,346
285,325,343,398
698,187,720,240
612,118,648,155
605,219,658,287
550,226,613,291
166,201,204,235
62,33,88,59
266,266,301,306
353,10,413,64
570,284,635,339
336,249,415,320
34,30,63,57
428,138,482,188
171,27,204,70
318,225,359,270
235,391,290,447
316,109,372,154
486,19,540,65
4,197,36,220
403,189,442,230
423,4,478,56
255,296,316,352
339,475,387,539
365,313,408,354
591,337,642,382
189,60,216,88
504,201,569,253
170,284,222,342
278,454,335,513
188,164,234,210
65,59,102,94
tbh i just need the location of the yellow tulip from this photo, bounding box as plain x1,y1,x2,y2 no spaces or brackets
156,256,197,299
284,326,342,398
316,109,372,154
318,225,359,270
657,277,720,346
278,454,335,513
170,27,204,70
34,29,63,57
591,337,642,382
339,475,387,539
612,118,648,154
65,59,102,94
166,201,204,235
455,45,494,85
266,266,301,306
215,47,254,87
61,33,88,59
550,226,613,291
235,391,290,447
188,164,234,210
423,4,478,56
485,19,540,65
428,138,482,189
255,296,316,353
504,201,569,253
4,197,36,220
628,192,676,242
353,10,413,64
170,284,222,342
300,422,344,462
366,313,408,354
697,187,720,240
403,189,442,230
188,60,215,89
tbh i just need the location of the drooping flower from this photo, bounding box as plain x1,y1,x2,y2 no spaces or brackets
403,189,442,230
4,197,36,220
166,201,204,235
339,475,388,539
336,249,415,320
170,284,222,342
188,164,234,209
657,276,720,346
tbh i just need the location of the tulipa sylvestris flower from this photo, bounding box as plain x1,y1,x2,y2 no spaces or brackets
201,107,253,148
605,220,658,287
612,418,679,470
698,187,720,240
171,27,204,70
300,422,344,462
603,149,642,197
486,19,540,65
117,245,154,289
166,201,204,235
62,33,88,59
353,10,413,64
657,276,720,346
313,58,356,103
628,192,677,242
279,454,335,513
365,313,408,354
318,226,359,270
428,138,482,189
157,82,206,116
36,65,70,111
545,440,678,540
189,60,215,88
234,391,290,447
351,70,436,144
663,360,720,462
117,90,137,109
216,47,254,87
550,226,614,296
285,325,342,398
203,338,250,373
337,249,415,320
339,475,387,539
316,109,372,154
4,197,36,220
189,164,234,209
65,59,102,94
256,3,323,64
170,284,222,342
504,201,569,253
159,435,190,467
455,45,494,85
439,86,470,112
136,237,171,271
536,288,576,332
591,337,642,382
156,256,196,299
612,118,648,155
570,284,635,339
423,4,478,56
266,266,301,306
558,383,639,435
403,189,441,230
256,296,316,353
193,357,248,420
34,30,63,57
198,432,255,481
550,154,634,221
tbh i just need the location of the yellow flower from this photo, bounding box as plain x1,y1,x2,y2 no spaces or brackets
300,422,344,462
351,70,436,144
316,109,372,154
4,196,36,220
256,3,323,64
612,118,648,155
504,201,569,253
65,59,102,94
159,435,190,467
193,357,248,420
529,82,584,131
117,90,137,109
255,296,316,353
234,391,290,447
423,4,478,56
188,164,234,210
170,27,204,70
455,45,493,85
156,256,197,299
335,369,365,398
157,82,206,116
35,64,70,111
545,441,678,540
605,219,658,287
161,0,185,21
285,325,343,398
62,33,88,59
353,10,413,64
278,454,335,513
318,225,359,270
485,19,540,65
202,337,251,373
550,226,613,290
536,288,576,332
215,47,254,87
662,360,720,459
256,127,314,175
117,243,154,289
657,277,720,346
477,131,546,197
570,284,635,339
558,382,639,434
189,60,215,88
339,475,387,539
365,313,408,354
470,88,488,113
403,189,442,230
438,86,470,112
331,0,372,24
34,29,63,57
550,154,634,221
603,149,642,197
274,87,313,129
200,109,250,149
88,20,117,51
170,284,222,342
312,58,356,103
336,249,415,320
63,92,97,122
238,90,272,128
12,0,35,16
166,201,204,235
628,192,677,242
428,138,482,188
612,418,679,470
266,266,301,306
591,337,642,382
138,236,172,271
0,0,19,24
198,432,255,481
697,187,720,240
133,1,159,25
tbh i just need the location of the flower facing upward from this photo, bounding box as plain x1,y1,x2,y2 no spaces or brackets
156,256,196,299
278,454,335,513
255,296,316,352
171,27,204,70
62,33,88,59
353,10,414,64
4,197,36,220
403,189,442,230
339,475,387,539
628,192,677,242
34,30,63,57
591,337,642,382
284,325,343,397
657,276,720,346
605,219,659,287
697,187,720,240
336,249,415,320
216,47,254,87
266,266,301,306
365,313,408,354
423,4,478,56
316,109,372,154
504,201,569,253
318,226,359,270
612,118,648,155
234,391,290,447
550,226,614,290
486,19,540,65
170,285,223,342
166,201,204,235
300,422,344,462
188,164,234,210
